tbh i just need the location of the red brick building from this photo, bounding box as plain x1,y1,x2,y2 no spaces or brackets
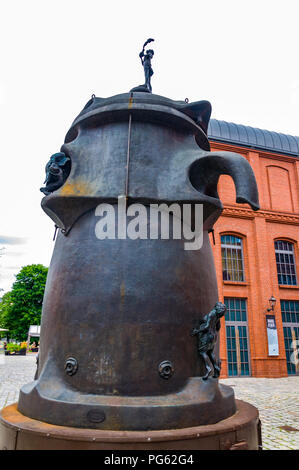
207,119,299,378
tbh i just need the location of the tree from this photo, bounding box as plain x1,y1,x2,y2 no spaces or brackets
0,291,12,338
0,264,48,341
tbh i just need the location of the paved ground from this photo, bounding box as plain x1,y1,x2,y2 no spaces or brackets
0,353,298,450
221,377,299,450
0,353,38,411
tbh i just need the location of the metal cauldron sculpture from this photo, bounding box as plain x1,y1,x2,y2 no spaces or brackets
18,85,259,431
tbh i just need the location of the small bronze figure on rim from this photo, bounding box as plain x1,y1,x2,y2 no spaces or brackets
130,38,155,93
191,302,227,380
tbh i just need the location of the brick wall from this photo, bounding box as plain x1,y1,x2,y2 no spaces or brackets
209,142,299,378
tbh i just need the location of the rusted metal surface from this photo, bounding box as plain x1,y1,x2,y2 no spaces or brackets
1,400,261,450
229,441,248,450
18,92,259,431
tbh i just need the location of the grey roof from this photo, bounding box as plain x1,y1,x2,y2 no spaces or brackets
208,119,299,157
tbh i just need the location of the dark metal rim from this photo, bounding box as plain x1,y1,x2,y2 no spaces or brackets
65,103,210,151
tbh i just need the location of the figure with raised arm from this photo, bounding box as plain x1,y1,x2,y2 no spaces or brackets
139,38,155,93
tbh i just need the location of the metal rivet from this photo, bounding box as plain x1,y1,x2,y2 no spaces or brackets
64,357,78,376
158,360,174,379
87,409,105,424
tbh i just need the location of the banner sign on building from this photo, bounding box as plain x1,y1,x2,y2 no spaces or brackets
266,315,279,356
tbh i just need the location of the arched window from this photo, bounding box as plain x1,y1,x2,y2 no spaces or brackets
274,240,297,285
221,235,244,282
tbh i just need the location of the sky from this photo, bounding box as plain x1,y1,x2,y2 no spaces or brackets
0,0,298,293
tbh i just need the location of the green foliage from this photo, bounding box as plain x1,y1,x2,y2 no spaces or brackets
0,264,48,341
6,343,21,353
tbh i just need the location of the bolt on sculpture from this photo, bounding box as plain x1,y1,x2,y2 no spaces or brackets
0,40,262,450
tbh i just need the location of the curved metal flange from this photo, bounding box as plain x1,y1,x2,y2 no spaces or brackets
18,377,235,431
65,97,211,152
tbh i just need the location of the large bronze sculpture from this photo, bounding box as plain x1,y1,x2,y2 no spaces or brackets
0,41,262,450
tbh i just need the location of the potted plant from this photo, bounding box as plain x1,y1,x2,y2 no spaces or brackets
5,343,20,355
5,343,27,355
19,342,27,355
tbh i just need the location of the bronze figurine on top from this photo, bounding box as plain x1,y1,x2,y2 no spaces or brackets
131,38,155,93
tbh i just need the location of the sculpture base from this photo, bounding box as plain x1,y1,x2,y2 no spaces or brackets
0,400,262,450
18,377,236,431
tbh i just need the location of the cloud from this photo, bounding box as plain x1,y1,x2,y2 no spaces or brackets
3,251,25,257
0,236,27,245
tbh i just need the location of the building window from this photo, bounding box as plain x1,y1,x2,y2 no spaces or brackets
281,300,299,375
224,298,251,376
274,240,297,286
221,235,244,282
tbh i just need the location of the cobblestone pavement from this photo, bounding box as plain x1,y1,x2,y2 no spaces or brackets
0,354,298,450
0,353,38,411
221,377,299,450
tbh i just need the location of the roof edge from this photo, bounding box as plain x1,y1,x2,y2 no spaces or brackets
208,119,299,157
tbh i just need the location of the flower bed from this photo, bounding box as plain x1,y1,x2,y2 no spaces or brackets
5,343,27,356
